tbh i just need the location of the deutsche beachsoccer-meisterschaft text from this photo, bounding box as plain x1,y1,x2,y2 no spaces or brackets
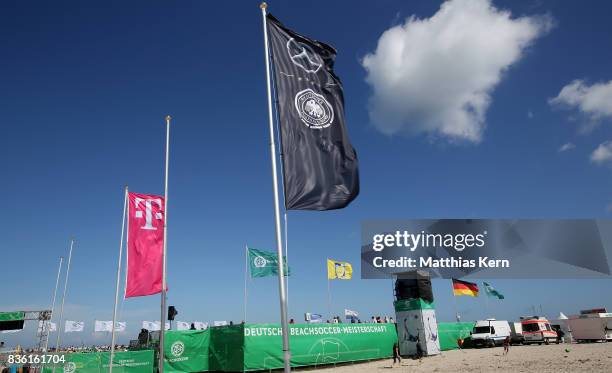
369,230,510,269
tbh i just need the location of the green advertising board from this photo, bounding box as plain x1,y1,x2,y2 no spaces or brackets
42,350,154,373
209,325,245,372
243,323,398,371
438,322,475,351
0,311,25,321
40,324,397,372
163,330,210,372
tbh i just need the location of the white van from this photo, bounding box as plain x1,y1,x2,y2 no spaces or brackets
470,319,511,347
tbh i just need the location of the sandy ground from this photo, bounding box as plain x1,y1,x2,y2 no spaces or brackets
303,342,612,373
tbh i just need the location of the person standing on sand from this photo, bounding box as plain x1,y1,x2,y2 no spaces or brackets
503,335,510,355
392,343,401,365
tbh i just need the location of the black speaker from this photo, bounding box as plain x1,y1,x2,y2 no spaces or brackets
168,306,178,321
394,271,434,303
0,320,24,331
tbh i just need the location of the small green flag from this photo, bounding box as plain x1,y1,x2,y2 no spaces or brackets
483,282,504,299
248,248,290,278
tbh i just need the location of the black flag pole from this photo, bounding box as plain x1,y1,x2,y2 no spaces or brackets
260,3,292,373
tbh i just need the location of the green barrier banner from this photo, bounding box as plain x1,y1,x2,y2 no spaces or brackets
209,326,245,372
438,322,475,351
0,311,25,321
42,352,100,373
163,330,210,372
101,350,155,373
243,323,398,371
42,350,154,373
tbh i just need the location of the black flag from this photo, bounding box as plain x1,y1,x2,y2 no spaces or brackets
266,14,359,211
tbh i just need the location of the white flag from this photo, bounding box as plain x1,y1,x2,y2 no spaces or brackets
114,322,127,332
142,321,160,331
94,320,114,332
38,321,57,333
193,322,208,330
344,309,359,318
65,321,84,333
175,321,190,331
142,321,169,331
213,321,228,327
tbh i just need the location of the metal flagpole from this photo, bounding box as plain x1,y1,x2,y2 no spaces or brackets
110,186,128,373
44,256,63,352
451,281,460,322
327,276,332,321
260,3,291,372
284,213,288,306
159,115,171,373
53,238,73,373
244,245,248,323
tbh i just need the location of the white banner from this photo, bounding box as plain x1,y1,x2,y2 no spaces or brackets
193,322,208,330
396,308,440,356
213,321,228,327
65,321,84,333
344,309,359,318
175,321,190,331
142,321,170,331
38,321,57,333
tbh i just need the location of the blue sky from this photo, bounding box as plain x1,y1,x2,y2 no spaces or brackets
1,0,612,347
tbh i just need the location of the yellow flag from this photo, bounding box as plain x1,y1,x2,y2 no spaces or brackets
327,259,352,280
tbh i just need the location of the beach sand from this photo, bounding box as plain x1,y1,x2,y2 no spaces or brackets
304,342,612,372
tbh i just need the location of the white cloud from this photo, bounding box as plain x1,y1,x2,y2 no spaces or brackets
362,0,553,143
558,142,575,152
549,80,612,126
591,141,612,164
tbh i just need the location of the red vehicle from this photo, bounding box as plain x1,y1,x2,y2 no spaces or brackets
521,317,558,345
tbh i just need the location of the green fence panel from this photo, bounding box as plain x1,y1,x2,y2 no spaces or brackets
243,323,398,371
0,311,25,321
438,322,475,351
100,350,155,373
163,330,210,372
42,352,101,373
209,325,244,372
42,350,154,373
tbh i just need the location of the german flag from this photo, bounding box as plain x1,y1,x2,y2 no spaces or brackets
452,279,479,297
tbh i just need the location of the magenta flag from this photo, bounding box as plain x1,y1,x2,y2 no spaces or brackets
125,192,165,298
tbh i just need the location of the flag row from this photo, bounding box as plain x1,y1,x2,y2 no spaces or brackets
35,320,212,333
452,279,505,299
246,248,354,281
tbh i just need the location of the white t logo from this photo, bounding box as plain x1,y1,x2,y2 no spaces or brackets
134,198,163,230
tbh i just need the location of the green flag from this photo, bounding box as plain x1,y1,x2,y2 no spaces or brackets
483,282,504,299
248,248,290,278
